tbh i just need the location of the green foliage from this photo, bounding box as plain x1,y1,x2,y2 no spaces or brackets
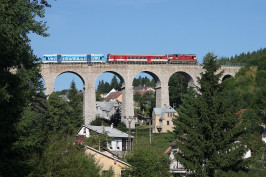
133,76,156,87
109,108,121,127
116,122,127,132
124,137,171,177
174,53,251,176
169,73,188,108
102,167,115,177
47,93,74,135
91,117,111,126
218,48,266,65
68,80,83,129
0,0,51,176
85,131,111,150
97,76,122,94
31,136,101,177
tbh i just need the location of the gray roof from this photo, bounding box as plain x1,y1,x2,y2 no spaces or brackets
153,106,177,119
84,125,134,138
96,101,118,112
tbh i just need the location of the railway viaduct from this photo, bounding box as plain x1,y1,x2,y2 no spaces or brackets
41,64,241,128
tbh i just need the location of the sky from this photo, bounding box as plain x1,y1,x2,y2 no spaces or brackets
30,0,266,91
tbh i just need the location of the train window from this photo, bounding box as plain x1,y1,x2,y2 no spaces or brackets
144,57,146,59
156,57,159,59
128,57,131,59
160,57,162,59
136,57,138,59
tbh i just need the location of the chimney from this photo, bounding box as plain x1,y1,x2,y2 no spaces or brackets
111,123,114,129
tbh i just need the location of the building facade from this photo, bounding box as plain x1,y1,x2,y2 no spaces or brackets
152,105,178,133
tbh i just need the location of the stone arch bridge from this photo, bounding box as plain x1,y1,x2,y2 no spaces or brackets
41,64,240,128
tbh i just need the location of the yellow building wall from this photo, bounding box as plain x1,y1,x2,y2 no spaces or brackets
153,112,178,133
117,94,122,102
85,148,130,177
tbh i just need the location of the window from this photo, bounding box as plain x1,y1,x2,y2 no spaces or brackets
160,57,162,59
167,121,170,125
144,57,146,59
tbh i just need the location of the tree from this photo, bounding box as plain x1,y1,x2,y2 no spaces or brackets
124,137,171,177
169,73,188,108
110,75,119,90
110,107,121,127
31,136,102,177
68,80,83,128
0,0,51,176
173,53,250,176
47,93,74,135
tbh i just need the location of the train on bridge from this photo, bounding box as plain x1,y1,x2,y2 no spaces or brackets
42,53,197,64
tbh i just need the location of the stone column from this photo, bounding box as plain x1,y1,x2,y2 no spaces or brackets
121,84,135,129
84,82,96,125
43,77,54,96
156,81,169,108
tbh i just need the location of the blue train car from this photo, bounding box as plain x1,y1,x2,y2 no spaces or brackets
42,54,62,63
61,54,88,63
89,54,106,63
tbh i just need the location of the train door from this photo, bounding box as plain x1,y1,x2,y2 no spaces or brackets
57,54,62,63
147,56,151,63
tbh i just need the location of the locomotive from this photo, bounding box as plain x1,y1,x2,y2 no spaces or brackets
42,53,197,64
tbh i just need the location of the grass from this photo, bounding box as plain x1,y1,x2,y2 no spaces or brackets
131,125,175,153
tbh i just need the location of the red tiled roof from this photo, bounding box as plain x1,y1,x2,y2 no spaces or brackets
105,91,122,100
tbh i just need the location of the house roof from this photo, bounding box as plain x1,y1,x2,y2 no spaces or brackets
81,125,134,138
85,145,132,167
105,91,122,100
153,105,177,119
96,101,118,112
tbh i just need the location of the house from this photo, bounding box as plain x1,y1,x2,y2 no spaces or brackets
85,145,131,177
77,125,134,157
152,105,178,133
165,141,190,175
105,91,122,102
103,88,118,98
96,101,120,120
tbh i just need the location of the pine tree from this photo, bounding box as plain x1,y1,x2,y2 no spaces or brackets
169,73,188,108
110,75,119,90
173,53,250,176
0,1,51,175
47,93,74,135
68,80,83,128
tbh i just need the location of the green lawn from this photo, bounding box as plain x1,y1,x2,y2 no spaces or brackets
131,125,175,153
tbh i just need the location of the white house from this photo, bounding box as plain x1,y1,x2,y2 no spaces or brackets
77,125,134,156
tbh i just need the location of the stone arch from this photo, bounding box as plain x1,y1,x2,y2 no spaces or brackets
133,71,164,110
133,71,161,88
222,74,233,82
55,71,85,86
169,71,195,88
95,71,125,88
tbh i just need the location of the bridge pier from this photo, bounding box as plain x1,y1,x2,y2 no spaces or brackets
155,81,170,108
84,80,96,125
121,84,135,129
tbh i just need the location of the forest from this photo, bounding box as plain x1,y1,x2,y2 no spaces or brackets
0,0,265,176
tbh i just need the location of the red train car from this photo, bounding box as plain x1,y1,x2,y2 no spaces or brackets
168,54,197,64
107,54,168,64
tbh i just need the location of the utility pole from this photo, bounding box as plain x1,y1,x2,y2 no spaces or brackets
124,116,134,152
